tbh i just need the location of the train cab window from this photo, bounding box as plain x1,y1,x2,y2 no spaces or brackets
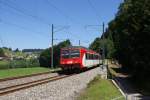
62,49,80,58
70,50,80,58
61,50,69,58
62,54,69,58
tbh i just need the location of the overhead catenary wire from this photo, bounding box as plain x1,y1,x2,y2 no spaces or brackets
53,38,68,41
54,25,70,33
0,1,69,39
87,0,101,23
46,0,77,25
62,26,87,45
0,0,51,26
46,0,85,45
0,0,82,50
0,0,92,48
86,0,105,35
0,19,49,38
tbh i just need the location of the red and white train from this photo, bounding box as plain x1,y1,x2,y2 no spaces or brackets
60,46,101,70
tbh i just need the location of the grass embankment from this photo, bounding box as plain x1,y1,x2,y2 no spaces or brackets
78,76,124,100
0,67,59,79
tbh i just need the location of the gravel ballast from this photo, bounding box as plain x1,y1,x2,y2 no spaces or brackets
0,73,58,89
0,67,101,100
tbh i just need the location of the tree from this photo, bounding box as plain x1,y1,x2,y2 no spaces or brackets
89,37,101,53
89,37,115,59
105,0,150,82
14,48,19,52
39,48,51,67
0,48,5,57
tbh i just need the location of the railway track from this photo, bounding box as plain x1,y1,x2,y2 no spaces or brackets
0,74,74,96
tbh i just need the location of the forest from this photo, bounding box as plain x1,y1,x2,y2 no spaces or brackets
90,0,150,91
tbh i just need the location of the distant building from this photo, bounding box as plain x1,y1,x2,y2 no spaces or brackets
0,56,11,60
0,57,4,60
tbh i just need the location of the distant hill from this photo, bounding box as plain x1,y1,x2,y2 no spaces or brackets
22,49,44,53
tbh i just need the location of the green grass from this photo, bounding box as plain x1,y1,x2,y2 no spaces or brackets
78,76,124,100
0,67,58,79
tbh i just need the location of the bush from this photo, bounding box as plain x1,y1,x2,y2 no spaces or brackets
0,59,40,70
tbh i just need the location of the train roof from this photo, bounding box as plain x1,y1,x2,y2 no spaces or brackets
61,46,99,55
61,46,88,50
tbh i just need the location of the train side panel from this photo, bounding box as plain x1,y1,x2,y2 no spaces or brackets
82,53,100,68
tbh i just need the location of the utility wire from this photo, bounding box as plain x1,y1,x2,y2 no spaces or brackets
0,19,49,38
46,0,85,44
1,0,51,25
53,38,68,41
54,25,70,33
46,0,76,24
62,25,81,39
87,0,100,22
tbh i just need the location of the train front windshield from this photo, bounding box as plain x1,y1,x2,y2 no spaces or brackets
61,49,80,59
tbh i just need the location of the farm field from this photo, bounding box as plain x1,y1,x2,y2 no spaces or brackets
78,76,124,100
0,67,59,79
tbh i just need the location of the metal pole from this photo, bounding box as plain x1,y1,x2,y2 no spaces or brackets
51,24,54,68
102,22,105,65
79,40,80,46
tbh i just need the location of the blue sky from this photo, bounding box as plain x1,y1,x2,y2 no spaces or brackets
0,0,123,50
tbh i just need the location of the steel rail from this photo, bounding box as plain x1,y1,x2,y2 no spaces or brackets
0,74,74,96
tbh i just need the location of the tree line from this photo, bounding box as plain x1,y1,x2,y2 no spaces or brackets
89,0,150,89
22,49,44,53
